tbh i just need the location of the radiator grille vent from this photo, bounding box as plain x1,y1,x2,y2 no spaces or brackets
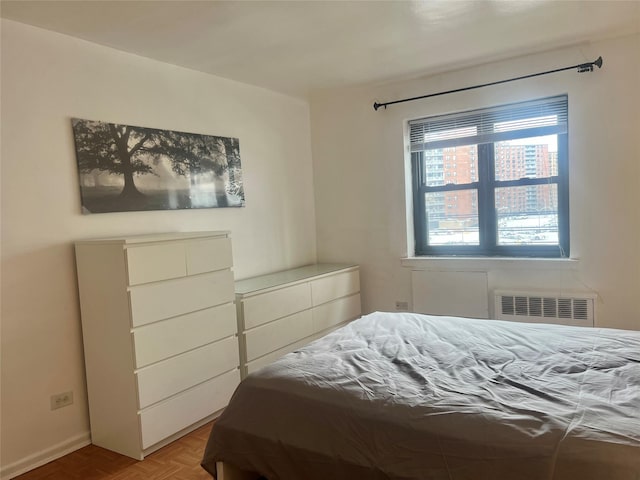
495,291,595,327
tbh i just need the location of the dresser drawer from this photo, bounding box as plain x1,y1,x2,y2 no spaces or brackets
311,270,360,306
139,369,240,449
136,337,239,408
129,270,235,327
245,334,318,376
126,243,186,286
244,309,314,361
241,283,311,329
186,237,232,275
312,293,361,333
133,303,236,368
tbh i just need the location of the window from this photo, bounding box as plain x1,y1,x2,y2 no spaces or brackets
410,95,569,257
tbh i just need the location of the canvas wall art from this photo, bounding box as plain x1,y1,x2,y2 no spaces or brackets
71,118,245,214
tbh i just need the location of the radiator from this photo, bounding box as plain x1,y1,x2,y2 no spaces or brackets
494,290,596,327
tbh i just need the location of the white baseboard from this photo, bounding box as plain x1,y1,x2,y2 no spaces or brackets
0,431,91,480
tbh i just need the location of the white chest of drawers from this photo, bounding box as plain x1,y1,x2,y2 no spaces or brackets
235,264,361,378
75,232,240,460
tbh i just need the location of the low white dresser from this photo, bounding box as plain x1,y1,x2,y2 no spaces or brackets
235,264,361,378
75,231,240,460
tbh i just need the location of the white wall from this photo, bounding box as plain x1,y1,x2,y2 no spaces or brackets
311,33,640,331
0,19,316,475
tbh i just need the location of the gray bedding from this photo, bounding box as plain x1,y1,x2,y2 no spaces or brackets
202,312,640,479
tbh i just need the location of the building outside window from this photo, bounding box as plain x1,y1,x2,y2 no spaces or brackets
409,95,569,257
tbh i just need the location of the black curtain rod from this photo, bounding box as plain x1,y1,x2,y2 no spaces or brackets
373,56,603,111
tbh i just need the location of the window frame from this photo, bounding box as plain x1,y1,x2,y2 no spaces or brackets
411,98,570,258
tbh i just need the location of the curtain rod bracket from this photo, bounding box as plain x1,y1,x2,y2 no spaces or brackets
373,56,603,111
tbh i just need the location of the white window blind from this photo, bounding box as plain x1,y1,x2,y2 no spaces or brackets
409,95,568,152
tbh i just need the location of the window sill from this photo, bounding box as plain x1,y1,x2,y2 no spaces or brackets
401,256,579,271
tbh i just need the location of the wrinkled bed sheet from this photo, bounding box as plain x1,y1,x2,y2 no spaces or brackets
203,312,640,480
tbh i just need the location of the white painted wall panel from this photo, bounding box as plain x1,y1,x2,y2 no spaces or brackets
411,271,488,319
1,19,316,474
311,34,640,332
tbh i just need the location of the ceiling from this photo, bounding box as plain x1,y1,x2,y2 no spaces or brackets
2,1,639,98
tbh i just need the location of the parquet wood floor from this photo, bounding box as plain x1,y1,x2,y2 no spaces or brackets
15,422,214,480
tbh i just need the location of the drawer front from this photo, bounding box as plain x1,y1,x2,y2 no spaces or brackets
245,334,317,376
311,270,360,306
312,293,361,333
136,337,239,409
133,303,237,368
139,369,240,449
126,243,186,286
244,320,349,376
244,310,313,361
129,270,234,327
186,236,232,276
241,283,311,330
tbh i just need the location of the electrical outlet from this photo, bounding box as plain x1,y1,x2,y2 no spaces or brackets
395,301,409,311
51,391,73,410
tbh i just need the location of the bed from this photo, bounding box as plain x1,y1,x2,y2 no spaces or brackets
202,311,640,480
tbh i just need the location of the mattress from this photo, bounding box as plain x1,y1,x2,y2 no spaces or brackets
202,311,640,479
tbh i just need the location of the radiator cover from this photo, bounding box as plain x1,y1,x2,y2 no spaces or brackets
494,290,596,327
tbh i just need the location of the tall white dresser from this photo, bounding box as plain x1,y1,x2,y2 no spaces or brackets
235,264,361,378
74,231,240,460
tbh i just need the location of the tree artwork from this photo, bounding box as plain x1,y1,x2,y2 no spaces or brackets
71,118,245,213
